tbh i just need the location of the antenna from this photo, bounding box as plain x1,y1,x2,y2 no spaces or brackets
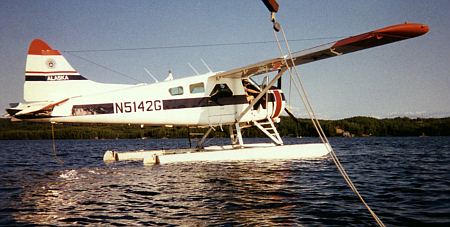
201,58,213,73
188,63,200,75
143,67,159,83
164,70,174,81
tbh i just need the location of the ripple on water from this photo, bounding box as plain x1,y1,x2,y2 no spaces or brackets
0,137,449,226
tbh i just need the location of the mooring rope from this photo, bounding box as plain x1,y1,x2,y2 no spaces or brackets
272,21,385,227
51,123,64,165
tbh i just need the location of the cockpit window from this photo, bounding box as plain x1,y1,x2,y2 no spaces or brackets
169,86,183,96
189,82,205,94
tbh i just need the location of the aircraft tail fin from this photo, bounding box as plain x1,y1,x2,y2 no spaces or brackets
24,39,90,102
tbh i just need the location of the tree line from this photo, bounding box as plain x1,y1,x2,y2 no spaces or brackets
0,116,449,140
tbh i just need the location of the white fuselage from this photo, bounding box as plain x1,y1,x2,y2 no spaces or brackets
19,72,285,126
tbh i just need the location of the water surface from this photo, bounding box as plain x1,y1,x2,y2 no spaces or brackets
0,137,449,226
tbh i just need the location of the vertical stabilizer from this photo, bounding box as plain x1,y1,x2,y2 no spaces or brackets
24,39,89,102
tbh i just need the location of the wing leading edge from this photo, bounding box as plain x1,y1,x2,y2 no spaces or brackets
216,23,429,79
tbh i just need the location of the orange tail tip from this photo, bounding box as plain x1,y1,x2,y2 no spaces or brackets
28,39,61,55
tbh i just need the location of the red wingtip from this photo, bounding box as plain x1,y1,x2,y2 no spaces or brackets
333,22,429,49
28,39,61,55
375,23,429,38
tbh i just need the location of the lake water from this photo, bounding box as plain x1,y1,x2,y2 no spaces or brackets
0,137,449,226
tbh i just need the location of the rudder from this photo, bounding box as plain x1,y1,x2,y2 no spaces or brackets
24,39,89,102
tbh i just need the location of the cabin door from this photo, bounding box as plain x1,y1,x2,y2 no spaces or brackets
207,83,235,125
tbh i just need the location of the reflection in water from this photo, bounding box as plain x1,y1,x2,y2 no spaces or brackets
14,160,330,226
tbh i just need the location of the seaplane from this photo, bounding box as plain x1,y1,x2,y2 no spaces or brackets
4,2,429,224
5,1,428,165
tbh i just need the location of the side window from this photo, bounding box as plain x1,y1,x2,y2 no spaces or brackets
169,86,183,96
210,83,233,98
189,82,205,94
209,83,233,105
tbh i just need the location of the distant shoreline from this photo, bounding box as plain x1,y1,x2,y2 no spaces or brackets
0,116,449,140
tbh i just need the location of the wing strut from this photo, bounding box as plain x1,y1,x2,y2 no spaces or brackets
235,68,287,123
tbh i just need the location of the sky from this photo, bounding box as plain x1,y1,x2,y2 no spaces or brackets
0,0,449,120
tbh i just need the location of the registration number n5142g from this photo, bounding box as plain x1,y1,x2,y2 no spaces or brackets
114,100,162,113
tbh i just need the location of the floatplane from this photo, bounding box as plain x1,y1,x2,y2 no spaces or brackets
5,8,428,165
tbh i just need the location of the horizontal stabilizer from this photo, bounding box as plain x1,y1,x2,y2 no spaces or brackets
14,98,69,116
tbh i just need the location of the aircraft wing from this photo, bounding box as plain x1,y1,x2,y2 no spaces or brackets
216,23,428,79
